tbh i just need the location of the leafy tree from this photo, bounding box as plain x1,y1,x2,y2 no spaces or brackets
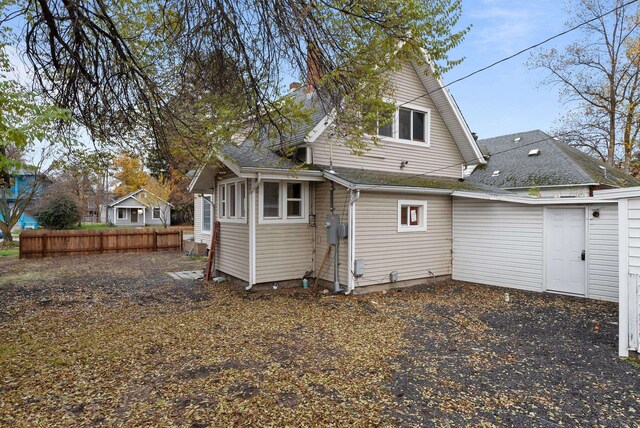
7,0,468,168
112,154,148,197
0,35,73,241
530,0,640,170
34,190,81,229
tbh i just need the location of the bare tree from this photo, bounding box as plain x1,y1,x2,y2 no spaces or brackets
530,0,640,170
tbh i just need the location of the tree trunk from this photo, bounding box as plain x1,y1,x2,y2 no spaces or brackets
0,224,13,243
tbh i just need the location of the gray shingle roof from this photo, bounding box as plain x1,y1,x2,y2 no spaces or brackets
221,144,300,170
323,166,510,194
467,130,640,189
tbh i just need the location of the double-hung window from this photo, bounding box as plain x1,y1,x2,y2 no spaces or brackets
202,195,212,232
260,181,308,223
375,103,430,145
152,207,161,219
397,200,427,232
217,179,247,223
117,208,127,220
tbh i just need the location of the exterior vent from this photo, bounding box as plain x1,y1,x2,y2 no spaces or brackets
492,170,500,177
528,149,541,156
514,137,521,143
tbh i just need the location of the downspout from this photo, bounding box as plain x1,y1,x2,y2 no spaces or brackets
346,188,360,294
247,173,261,291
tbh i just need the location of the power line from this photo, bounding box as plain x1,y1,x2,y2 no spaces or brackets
397,0,639,109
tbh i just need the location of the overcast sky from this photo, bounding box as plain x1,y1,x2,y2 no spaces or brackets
444,0,576,140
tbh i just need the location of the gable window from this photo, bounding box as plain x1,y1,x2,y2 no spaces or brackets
202,195,212,232
117,208,127,220
397,200,427,232
375,104,430,145
152,207,161,219
260,181,309,223
218,179,247,223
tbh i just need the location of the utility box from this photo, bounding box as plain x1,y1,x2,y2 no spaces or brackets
326,214,340,245
339,223,348,239
354,259,365,277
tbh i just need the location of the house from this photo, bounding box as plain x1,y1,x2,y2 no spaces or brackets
0,170,44,231
104,189,172,227
466,130,640,197
188,58,625,302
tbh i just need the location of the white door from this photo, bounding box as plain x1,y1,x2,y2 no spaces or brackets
546,208,586,296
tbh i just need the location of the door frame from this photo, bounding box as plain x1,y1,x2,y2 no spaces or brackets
542,206,589,297
130,208,139,223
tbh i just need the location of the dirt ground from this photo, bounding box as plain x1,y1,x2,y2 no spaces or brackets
0,253,638,427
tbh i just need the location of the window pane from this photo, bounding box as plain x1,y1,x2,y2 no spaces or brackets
219,185,226,217
153,207,160,218
409,206,419,226
287,182,301,199
398,108,411,140
287,201,301,217
263,182,280,218
400,206,408,226
229,183,236,217
202,197,211,231
378,111,393,137
240,182,246,218
412,111,425,142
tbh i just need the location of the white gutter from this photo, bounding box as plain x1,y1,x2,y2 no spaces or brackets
502,183,599,190
346,189,360,294
594,186,640,199
247,173,262,290
452,191,618,205
618,198,630,357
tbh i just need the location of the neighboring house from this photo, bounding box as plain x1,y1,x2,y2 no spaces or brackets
466,130,640,198
189,58,623,302
0,170,43,230
105,189,172,227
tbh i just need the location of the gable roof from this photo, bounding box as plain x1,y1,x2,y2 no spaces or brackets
466,130,640,189
109,188,172,207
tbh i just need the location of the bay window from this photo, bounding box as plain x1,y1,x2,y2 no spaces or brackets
218,179,247,223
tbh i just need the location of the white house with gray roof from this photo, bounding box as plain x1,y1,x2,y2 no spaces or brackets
467,130,640,198
104,189,172,227
189,57,626,307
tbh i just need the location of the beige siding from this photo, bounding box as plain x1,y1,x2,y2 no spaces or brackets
314,181,350,285
311,63,464,178
628,198,640,274
255,191,314,283
216,221,249,282
588,204,619,301
452,199,545,292
355,192,452,287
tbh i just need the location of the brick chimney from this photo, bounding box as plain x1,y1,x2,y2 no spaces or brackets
306,43,323,92
289,82,301,92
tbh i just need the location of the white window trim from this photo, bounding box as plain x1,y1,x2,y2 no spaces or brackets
397,199,427,232
117,208,127,220
373,102,431,147
152,207,161,219
259,181,309,224
201,194,213,233
217,178,248,224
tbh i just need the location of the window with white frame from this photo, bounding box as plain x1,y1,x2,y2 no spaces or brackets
202,195,212,232
117,208,127,219
260,181,308,223
152,207,161,219
217,179,247,222
375,105,430,145
397,200,427,232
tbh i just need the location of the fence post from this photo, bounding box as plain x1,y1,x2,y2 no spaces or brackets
153,230,158,252
19,233,23,259
41,232,47,258
99,231,104,254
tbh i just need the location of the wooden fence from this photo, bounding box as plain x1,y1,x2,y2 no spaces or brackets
19,229,183,259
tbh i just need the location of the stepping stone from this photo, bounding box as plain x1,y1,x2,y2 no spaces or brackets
168,270,204,280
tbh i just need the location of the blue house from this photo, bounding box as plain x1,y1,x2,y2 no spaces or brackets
0,171,43,231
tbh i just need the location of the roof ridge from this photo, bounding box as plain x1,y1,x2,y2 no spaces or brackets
550,138,602,184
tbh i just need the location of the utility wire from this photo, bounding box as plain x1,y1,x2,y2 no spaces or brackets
397,0,639,109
